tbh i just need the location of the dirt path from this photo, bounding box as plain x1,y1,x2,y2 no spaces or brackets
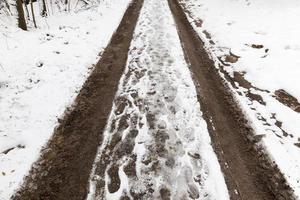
87,0,228,198
12,1,144,199
167,0,294,199
11,0,294,199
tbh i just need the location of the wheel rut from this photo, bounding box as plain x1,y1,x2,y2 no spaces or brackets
87,0,229,199
167,0,294,199
12,0,144,199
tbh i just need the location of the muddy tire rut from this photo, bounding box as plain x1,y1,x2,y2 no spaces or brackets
168,0,295,199
87,0,225,198
12,0,144,199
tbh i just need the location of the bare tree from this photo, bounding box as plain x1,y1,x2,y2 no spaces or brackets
24,2,30,20
30,0,37,28
16,0,27,30
64,0,67,11
3,0,12,15
41,0,48,16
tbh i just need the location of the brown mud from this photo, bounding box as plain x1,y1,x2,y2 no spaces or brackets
12,0,144,199
275,89,300,113
168,0,295,199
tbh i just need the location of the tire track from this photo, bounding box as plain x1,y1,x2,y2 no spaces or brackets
12,1,144,199
167,0,294,199
87,0,229,199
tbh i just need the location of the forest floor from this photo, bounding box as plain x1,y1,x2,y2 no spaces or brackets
1,0,299,199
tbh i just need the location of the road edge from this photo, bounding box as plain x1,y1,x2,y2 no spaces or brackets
168,0,296,199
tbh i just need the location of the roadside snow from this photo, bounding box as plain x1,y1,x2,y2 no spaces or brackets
88,0,229,199
0,0,131,199
179,0,300,198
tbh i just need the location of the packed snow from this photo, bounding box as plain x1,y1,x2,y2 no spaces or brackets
87,0,229,199
0,0,131,198
178,0,300,197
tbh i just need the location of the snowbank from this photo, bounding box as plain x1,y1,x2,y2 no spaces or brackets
179,0,300,197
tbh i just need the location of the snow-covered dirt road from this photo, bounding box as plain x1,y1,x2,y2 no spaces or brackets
0,0,132,199
87,0,228,199
7,0,297,199
175,0,300,198
11,0,143,199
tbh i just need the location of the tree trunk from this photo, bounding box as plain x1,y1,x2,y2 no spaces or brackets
41,0,48,16
30,0,37,28
16,0,27,30
64,0,68,11
3,0,12,15
24,3,30,20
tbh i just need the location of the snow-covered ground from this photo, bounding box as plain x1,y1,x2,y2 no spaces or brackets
0,0,131,198
179,0,300,197
87,0,229,199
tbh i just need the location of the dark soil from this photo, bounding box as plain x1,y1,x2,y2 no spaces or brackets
168,0,295,199
275,89,300,113
12,0,144,199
